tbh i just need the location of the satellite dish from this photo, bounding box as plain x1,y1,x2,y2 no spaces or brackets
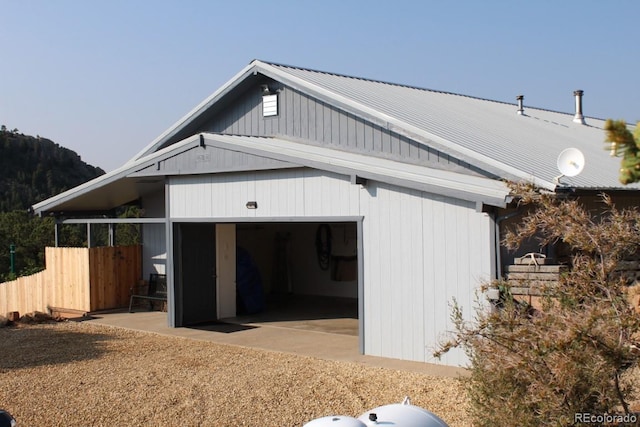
555,148,585,182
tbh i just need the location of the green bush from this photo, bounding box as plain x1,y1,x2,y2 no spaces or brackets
436,184,640,426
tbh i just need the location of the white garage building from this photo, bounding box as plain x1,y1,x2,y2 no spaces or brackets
33,60,635,366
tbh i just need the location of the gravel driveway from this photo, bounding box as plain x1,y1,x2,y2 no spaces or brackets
0,321,471,426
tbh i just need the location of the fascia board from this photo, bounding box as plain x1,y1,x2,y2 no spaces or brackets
59,218,166,224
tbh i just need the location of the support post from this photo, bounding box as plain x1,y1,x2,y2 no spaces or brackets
109,223,116,246
9,243,15,275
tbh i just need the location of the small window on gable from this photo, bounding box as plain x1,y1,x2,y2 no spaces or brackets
263,94,278,117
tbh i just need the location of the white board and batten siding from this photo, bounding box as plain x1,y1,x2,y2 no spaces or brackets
169,169,361,218
169,169,493,366
361,183,492,366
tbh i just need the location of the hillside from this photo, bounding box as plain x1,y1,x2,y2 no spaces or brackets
0,127,105,212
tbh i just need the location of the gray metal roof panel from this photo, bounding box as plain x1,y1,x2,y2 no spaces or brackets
133,132,510,207
259,61,637,191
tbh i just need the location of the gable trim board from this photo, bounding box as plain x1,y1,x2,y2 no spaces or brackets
202,134,510,207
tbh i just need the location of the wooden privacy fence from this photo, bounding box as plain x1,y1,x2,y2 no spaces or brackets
0,245,141,317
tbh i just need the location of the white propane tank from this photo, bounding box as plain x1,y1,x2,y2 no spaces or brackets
357,397,449,427
302,415,367,427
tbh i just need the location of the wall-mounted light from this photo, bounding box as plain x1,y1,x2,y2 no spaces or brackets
246,201,258,209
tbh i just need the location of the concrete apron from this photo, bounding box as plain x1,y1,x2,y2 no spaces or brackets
85,310,467,378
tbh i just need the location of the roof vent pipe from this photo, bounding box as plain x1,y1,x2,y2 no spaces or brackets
573,90,586,124
516,95,525,115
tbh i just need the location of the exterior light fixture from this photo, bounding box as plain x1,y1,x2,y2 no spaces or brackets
246,201,258,209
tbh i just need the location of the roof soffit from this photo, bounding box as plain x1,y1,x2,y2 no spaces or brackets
32,136,201,214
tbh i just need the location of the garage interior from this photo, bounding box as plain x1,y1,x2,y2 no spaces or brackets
228,222,359,336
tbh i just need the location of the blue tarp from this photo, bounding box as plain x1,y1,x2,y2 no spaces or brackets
236,247,265,314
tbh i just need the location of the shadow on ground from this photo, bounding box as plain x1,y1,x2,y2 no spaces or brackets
187,321,257,334
0,324,112,370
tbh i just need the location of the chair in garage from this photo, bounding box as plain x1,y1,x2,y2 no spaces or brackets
129,273,167,312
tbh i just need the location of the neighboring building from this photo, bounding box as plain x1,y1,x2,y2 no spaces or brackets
32,60,639,366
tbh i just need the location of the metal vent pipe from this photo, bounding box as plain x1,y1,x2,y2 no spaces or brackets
573,90,585,124
516,95,524,115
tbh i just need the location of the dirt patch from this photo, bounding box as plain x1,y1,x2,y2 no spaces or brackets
0,322,471,426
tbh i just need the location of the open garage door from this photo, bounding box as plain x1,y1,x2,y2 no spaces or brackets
231,222,360,338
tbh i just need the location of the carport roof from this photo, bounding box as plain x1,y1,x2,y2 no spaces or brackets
32,133,510,215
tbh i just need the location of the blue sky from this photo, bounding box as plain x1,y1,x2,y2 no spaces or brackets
1,0,638,171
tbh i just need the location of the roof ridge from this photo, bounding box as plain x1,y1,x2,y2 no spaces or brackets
259,59,482,97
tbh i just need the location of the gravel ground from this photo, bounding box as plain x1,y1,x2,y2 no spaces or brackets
0,321,471,426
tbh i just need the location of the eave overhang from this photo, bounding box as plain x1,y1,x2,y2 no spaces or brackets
33,133,512,216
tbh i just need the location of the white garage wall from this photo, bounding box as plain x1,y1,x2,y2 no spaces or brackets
360,183,492,366
168,169,492,366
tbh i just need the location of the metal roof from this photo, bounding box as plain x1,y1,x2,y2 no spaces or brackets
132,59,637,191
34,59,638,215
258,61,637,191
